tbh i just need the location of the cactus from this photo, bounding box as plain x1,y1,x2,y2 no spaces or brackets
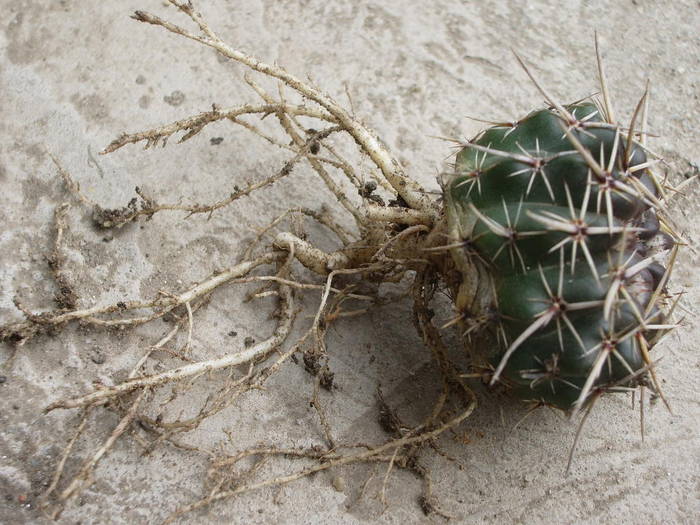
445,90,676,412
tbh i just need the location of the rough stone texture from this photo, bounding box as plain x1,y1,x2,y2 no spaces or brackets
1,1,698,524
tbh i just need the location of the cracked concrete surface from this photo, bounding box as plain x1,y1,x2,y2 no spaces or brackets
1,1,698,524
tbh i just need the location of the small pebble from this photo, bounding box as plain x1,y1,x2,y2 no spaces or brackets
0,376,7,384
244,336,255,347
210,137,224,145
228,331,237,337
331,475,345,492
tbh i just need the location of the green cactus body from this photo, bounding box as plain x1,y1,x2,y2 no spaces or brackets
445,101,670,411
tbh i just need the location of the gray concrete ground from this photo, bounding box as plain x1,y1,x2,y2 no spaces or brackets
1,1,698,524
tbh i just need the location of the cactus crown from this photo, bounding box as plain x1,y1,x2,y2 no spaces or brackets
445,93,676,412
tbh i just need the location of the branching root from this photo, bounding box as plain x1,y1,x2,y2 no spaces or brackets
0,2,478,522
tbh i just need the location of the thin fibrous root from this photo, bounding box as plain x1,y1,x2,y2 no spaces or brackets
157,264,474,523
91,126,342,228
45,280,294,411
2,252,284,345
47,389,149,520
130,4,438,217
47,202,79,311
101,103,336,154
165,383,475,525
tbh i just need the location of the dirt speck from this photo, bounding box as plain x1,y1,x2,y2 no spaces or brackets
19,174,60,211
69,93,110,123
89,347,106,365
163,90,185,107
5,10,48,65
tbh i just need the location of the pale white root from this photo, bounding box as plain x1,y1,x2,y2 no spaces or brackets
131,3,438,217
46,281,294,411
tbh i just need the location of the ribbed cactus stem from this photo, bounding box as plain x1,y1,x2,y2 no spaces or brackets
445,97,677,412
